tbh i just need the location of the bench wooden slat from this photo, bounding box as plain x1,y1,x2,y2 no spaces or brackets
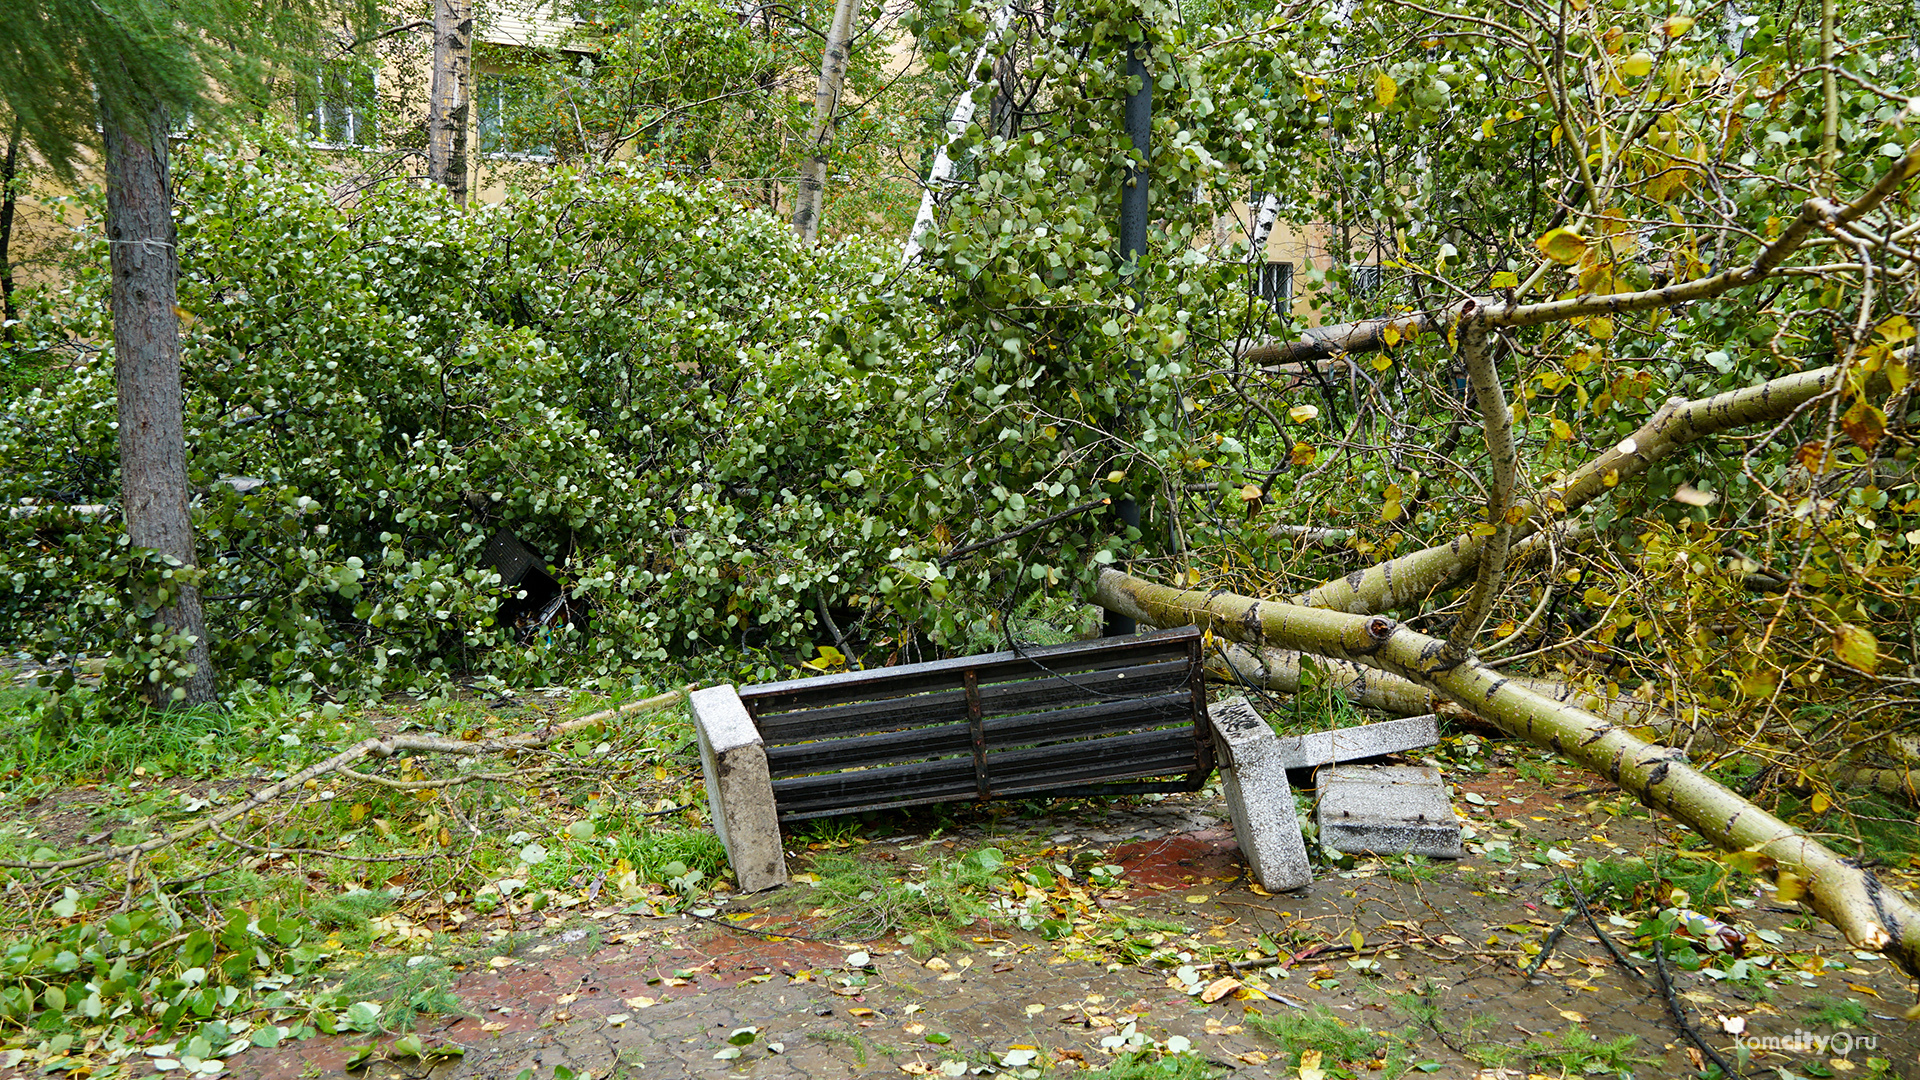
740,627,1199,715
769,728,1199,820
753,659,1195,745
763,690,1195,779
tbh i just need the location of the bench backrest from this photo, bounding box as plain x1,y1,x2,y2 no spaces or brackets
737,626,1213,822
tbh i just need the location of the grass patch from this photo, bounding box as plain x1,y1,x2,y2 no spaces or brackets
805,847,1001,951
1522,1027,1652,1077
1247,1005,1421,1077
1806,995,1871,1028
1082,1052,1222,1079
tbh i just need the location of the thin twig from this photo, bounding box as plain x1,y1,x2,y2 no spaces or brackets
1655,941,1749,1080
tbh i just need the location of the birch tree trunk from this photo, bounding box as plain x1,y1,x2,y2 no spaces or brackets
1,121,20,337
902,0,1015,264
427,0,471,203
792,0,859,246
102,101,217,707
1094,568,1920,977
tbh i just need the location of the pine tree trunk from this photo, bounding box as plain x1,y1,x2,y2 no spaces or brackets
102,102,217,708
428,0,472,202
792,0,858,245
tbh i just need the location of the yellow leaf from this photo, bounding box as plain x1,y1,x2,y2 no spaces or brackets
1550,418,1573,441
1602,469,1620,487
1621,51,1653,77
1832,624,1879,674
1536,228,1588,265
1290,443,1317,467
1588,316,1615,341
1470,522,1498,537
1559,1009,1587,1023
1811,791,1832,814
1491,270,1519,288
1504,505,1527,526
1349,929,1365,950
1201,977,1242,1003
1774,871,1807,903
350,802,369,823
1299,1048,1326,1080
1481,116,1496,139
1664,14,1695,35
1721,850,1776,875
1371,353,1394,371
1550,123,1563,147
1373,71,1398,109
1381,324,1401,347
1875,314,1915,343
1239,483,1264,502
1380,483,1403,522
1288,404,1320,423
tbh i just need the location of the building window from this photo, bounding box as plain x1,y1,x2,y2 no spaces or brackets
476,72,555,159
1350,264,1384,296
1256,261,1294,310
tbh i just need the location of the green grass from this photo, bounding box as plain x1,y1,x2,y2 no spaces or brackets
1806,995,1871,1028
1244,999,1397,1068
805,847,1000,951
1082,1052,1222,1079
1521,1027,1652,1077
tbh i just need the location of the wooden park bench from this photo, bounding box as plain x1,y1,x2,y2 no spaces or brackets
690,626,1213,890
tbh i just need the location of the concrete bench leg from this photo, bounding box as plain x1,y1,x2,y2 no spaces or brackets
1208,697,1313,892
690,685,788,892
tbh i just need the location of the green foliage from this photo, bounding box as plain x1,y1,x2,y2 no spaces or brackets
1,139,954,698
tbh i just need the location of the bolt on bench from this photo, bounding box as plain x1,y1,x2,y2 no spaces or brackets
691,626,1213,891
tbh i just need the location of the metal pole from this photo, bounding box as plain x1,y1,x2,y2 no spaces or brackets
1104,38,1151,639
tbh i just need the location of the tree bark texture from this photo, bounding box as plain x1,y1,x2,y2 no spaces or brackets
1094,568,1920,976
1441,307,1511,661
427,0,472,203
102,102,217,707
792,0,859,245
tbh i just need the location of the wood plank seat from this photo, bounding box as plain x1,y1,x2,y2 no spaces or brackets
736,626,1214,823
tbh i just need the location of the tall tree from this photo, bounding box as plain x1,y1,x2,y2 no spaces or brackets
0,0,360,705
1,118,21,339
791,0,858,244
426,0,471,201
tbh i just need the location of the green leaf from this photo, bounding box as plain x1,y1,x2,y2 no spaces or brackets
728,1027,759,1045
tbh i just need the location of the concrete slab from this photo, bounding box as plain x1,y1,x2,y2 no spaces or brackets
1274,713,1439,772
690,685,788,892
1207,697,1313,892
1315,764,1463,859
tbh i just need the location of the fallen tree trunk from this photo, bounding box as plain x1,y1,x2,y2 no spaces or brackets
1095,567,1920,976
1296,362,1872,614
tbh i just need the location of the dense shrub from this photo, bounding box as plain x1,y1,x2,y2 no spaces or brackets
1,144,946,697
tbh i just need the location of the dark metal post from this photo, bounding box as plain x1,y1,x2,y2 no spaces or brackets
1104,38,1151,638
